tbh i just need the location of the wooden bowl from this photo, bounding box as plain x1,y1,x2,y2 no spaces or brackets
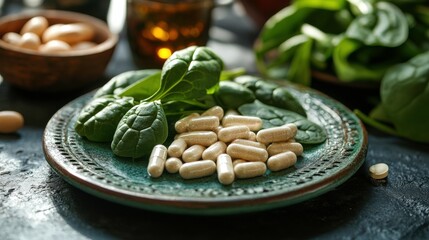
0,10,118,92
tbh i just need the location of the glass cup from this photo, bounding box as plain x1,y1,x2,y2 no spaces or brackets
126,0,214,69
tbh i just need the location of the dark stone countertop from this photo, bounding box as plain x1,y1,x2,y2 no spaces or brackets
1,1,429,240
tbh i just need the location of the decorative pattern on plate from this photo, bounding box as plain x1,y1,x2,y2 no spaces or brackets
43,84,367,215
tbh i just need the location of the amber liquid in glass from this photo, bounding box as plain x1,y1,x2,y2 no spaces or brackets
127,0,214,69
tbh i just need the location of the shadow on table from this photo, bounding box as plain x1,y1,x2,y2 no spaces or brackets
47,165,373,239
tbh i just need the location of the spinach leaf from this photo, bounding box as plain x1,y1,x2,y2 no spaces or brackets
93,69,161,98
118,71,162,100
287,34,313,86
147,46,223,102
256,5,312,56
333,37,386,82
234,75,307,117
213,81,255,109
75,95,135,142
356,50,429,143
238,101,326,144
346,1,408,47
380,51,429,142
111,101,168,158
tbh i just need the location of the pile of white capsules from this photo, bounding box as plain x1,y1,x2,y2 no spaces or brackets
147,106,303,185
2,16,96,53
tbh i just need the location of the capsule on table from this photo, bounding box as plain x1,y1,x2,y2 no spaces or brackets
267,151,297,172
0,111,24,133
147,144,168,178
256,125,294,144
222,115,263,131
202,141,227,161
179,160,216,179
226,143,268,162
167,138,187,158
182,145,206,163
217,154,235,185
174,113,199,133
177,131,217,146
232,139,266,149
267,141,303,156
369,163,389,180
187,116,219,131
234,162,266,179
217,125,250,142
165,157,183,173
201,105,224,120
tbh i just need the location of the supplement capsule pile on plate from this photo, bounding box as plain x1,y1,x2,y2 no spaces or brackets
1,16,96,53
147,106,304,185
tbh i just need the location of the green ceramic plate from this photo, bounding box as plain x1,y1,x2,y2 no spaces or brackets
43,84,367,215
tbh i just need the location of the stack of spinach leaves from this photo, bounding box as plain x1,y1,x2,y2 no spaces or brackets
74,46,327,159
75,46,223,158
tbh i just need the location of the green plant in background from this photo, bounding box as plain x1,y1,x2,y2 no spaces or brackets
256,0,429,143
255,0,429,85
355,51,429,143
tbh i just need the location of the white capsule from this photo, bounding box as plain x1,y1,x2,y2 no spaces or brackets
232,159,247,167
267,141,303,156
179,160,216,179
217,154,235,185
201,105,224,120
182,145,206,163
222,115,263,131
224,109,239,116
2,32,22,46
284,123,298,137
187,115,219,131
177,131,218,146
256,125,295,144
202,141,227,161
267,151,297,171
369,163,389,180
147,144,168,178
165,157,183,173
167,138,187,158
0,111,24,133
248,131,257,141
227,143,268,162
217,125,250,142
234,162,266,179
174,112,199,133
39,40,71,53
42,23,94,45
232,139,266,149
20,16,49,37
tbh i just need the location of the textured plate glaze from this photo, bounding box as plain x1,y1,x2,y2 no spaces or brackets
43,84,367,215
